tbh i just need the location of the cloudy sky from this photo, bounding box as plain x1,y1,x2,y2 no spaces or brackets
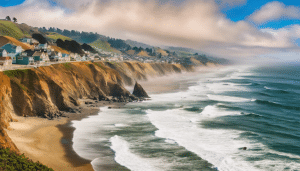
0,0,300,61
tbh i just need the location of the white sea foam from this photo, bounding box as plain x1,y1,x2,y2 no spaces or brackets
110,135,163,171
200,105,240,117
207,94,251,102
146,105,300,171
147,108,257,171
114,123,129,127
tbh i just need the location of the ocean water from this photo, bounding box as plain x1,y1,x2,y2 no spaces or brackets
72,64,300,171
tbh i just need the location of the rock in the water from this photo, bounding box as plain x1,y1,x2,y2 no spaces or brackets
132,82,150,98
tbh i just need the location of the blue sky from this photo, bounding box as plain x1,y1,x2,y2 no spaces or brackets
223,0,300,28
1,0,299,30
0,0,300,61
0,0,25,7
2,0,299,26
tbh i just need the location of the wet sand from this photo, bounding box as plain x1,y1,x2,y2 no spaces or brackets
6,100,124,171
6,65,220,171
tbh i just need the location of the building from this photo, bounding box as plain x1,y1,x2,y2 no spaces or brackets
62,53,70,62
1,43,23,64
16,52,35,65
0,56,12,67
0,49,12,66
20,38,39,46
36,43,48,51
32,51,49,64
49,51,63,62
0,49,7,57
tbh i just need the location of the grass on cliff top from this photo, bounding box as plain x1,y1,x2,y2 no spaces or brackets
0,20,25,40
0,148,53,171
3,69,30,78
46,32,72,41
90,39,121,54
62,63,72,70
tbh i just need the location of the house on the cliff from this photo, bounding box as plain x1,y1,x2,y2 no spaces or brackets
1,43,24,64
32,51,49,64
70,53,79,61
62,53,70,62
20,38,39,46
36,43,48,51
0,49,12,67
16,51,35,65
49,51,63,62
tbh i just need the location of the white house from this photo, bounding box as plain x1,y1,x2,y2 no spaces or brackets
0,49,12,66
33,51,50,64
1,44,24,64
20,38,39,46
36,43,48,50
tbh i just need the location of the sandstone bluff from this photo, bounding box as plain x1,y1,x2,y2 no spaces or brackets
0,61,196,152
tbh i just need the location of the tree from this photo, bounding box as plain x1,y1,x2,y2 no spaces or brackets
158,53,162,59
13,17,17,23
5,16,11,21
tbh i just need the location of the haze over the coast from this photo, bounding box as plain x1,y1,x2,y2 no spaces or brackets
1,0,300,61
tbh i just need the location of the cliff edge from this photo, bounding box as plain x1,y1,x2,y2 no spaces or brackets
0,61,193,152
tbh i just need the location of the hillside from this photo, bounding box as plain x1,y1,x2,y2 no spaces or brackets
125,39,153,49
0,21,26,39
0,36,33,50
46,32,72,41
154,47,168,56
137,50,150,57
90,39,121,54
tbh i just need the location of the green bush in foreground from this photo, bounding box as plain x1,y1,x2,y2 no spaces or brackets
0,148,53,171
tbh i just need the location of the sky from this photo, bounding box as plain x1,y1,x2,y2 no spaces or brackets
0,0,300,62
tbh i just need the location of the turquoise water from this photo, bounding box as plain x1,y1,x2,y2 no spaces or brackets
72,64,300,171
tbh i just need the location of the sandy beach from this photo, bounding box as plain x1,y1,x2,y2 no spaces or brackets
5,67,217,171
6,100,120,171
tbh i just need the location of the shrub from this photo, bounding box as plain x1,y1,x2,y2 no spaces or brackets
62,63,72,70
0,148,54,171
3,69,29,78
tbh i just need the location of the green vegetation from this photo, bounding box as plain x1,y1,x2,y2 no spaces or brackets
0,148,53,171
46,32,72,41
3,70,30,91
0,20,25,39
90,39,121,54
62,63,72,70
15,80,28,92
176,51,194,58
3,69,29,78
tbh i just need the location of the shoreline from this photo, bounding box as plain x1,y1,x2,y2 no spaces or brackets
6,65,220,171
6,99,125,171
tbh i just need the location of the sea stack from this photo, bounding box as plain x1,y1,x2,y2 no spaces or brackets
133,82,150,98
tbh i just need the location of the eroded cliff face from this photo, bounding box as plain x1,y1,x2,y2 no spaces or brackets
0,73,18,152
103,62,194,85
0,61,194,152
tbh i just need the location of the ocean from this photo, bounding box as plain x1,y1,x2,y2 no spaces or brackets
71,64,300,171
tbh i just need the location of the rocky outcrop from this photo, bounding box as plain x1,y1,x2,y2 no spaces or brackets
133,82,149,98
0,61,195,152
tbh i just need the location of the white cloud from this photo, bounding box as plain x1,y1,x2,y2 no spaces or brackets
217,0,247,7
0,0,299,59
248,1,300,24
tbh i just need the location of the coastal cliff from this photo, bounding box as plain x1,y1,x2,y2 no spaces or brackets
0,61,194,152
